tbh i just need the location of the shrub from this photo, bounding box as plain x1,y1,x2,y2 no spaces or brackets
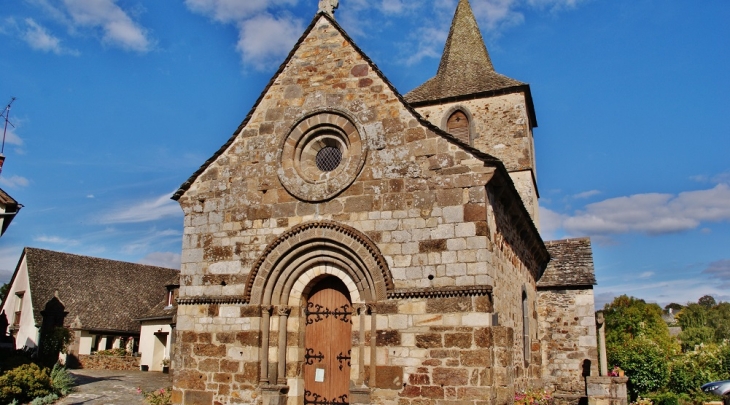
609,337,670,399
50,363,75,396
29,393,59,405
668,343,728,399
38,327,73,364
0,363,54,404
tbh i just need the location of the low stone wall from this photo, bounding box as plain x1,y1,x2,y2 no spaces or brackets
78,354,140,370
586,376,628,405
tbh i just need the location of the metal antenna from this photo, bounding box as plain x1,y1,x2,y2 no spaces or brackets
1,97,16,154
0,97,15,175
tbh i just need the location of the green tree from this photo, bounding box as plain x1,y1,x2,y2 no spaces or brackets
0,282,9,303
603,295,677,354
665,303,684,313
699,295,717,309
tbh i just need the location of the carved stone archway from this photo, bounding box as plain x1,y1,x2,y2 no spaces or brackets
245,220,393,306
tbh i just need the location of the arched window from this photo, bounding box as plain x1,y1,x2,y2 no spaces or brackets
447,110,470,145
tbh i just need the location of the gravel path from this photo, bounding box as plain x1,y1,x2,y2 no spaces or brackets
54,369,173,405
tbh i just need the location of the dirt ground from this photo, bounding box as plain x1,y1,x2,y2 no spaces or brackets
54,369,173,405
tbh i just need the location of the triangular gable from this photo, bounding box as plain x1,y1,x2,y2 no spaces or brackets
172,12,507,201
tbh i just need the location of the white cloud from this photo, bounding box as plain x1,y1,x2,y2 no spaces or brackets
121,229,182,255
639,271,654,279
596,278,730,309
62,0,152,52
538,206,565,241
572,189,600,199
138,252,181,269
703,259,730,282
547,183,730,236
0,175,29,188
471,0,525,32
403,26,449,65
184,0,302,71
184,0,296,23
3,129,24,147
98,192,182,224
33,235,80,245
236,14,304,70
22,18,78,55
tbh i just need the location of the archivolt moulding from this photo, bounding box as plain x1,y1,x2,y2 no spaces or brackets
244,220,392,305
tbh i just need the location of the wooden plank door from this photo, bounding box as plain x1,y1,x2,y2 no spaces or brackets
303,277,352,405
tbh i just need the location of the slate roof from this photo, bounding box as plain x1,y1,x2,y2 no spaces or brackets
403,0,537,126
137,274,179,322
405,0,524,102
0,187,17,206
538,237,597,288
20,248,179,333
0,187,21,235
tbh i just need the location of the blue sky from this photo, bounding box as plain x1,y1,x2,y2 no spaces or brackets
0,0,728,309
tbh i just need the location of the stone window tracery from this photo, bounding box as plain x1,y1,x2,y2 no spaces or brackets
278,112,367,202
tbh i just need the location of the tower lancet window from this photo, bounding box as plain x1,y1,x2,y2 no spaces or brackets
447,110,471,145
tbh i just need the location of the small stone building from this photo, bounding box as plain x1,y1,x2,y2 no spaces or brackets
171,1,598,404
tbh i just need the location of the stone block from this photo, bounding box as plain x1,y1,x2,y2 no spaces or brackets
432,368,469,386
427,297,471,313
416,333,442,348
444,333,472,348
375,365,403,389
377,330,401,346
184,390,213,405
460,349,491,367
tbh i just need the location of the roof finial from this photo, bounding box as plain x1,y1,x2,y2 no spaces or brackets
318,0,339,17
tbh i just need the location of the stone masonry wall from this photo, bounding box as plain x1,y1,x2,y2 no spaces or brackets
77,354,139,370
414,95,539,224
537,288,598,397
173,15,546,405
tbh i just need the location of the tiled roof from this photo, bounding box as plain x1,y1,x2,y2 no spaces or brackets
0,187,17,206
538,238,597,288
0,187,20,235
137,274,179,321
404,0,526,105
23,248,179,333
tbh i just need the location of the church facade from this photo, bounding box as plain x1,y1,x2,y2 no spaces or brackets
171,1,598,404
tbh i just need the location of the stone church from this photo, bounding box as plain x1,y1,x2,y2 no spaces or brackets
170,1,599,404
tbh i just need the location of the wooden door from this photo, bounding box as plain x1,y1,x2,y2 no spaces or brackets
303,277,352,405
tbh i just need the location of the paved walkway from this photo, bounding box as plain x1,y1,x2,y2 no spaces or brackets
55,369,173,405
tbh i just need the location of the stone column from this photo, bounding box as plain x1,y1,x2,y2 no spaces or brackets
368,303,377,387
276,306,291,385
356,304,367,385
260,305,273,383
596,311,607,376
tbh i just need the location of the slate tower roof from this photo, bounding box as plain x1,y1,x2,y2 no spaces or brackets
405,0,526,105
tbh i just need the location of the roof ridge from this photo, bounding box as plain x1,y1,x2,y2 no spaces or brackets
24,247,180,271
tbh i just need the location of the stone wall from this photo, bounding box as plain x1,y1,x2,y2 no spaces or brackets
414,94,539,223
172,15,548,405
537,288,598,396
77,354,139,370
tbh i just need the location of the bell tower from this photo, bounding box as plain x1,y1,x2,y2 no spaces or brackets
405,0,540,227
